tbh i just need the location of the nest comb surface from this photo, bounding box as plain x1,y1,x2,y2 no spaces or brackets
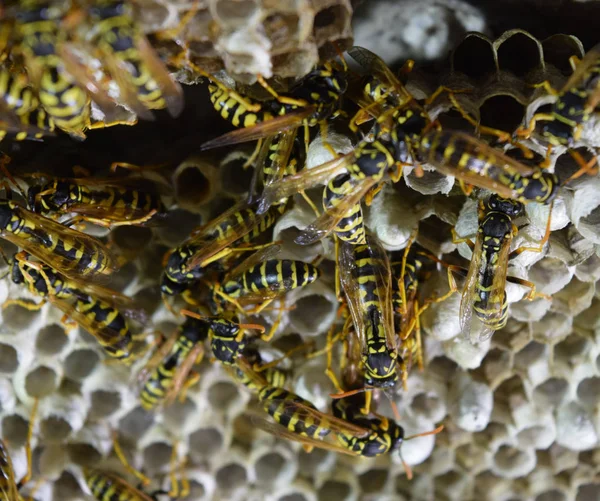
0,8,600,501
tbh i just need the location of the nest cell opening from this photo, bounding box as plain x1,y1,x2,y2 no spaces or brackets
577,483,600,501
542,36,583,75
263,13,300,46
111,226,153,253
279,494,309,501
513,341,546,369
358,469,389,494
189,427,224,458
2,303,41,331
254,452,287,485
533,377,569,408
318,480,352,501
219,156,255,196
314,5,346,32
207,380,241,411
89,390,122,420
493,444,535,477
479,96,526,136
215,462,248,491
215,0,258,23
176,164,213,207
298,447,329,476
41,416,73,443
536,489,568,501
182,480,207,501
63,349,100,381
119,406,156,440
289,294,335,334
25,365,59,398
496,33,542,77
143,442,173,472
35,324,69,356
53,470,84,500
2,414,29,448
66,443,102,467
452,36,496,78
411,392,445,422
0,343,18,373
576,377,600,408
554,334,591,365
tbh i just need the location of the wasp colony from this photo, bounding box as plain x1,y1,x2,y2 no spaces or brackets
0,1,598,500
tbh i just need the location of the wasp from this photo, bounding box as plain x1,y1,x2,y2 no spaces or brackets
452,194,551,343
26,173,166,228
237,358,442,463
84,469,168,501
199,59,348,151
81,0,184,119
8,0,120,139
160,199,287,297
0,195,116,280
7,254,143,360
0,63,55,142
516,43,600,148
138,315,210,411
257,46,548,224
336,232,398,404
232,344,288,391
0,399,38,501
210,245,321,329
322,172,367,245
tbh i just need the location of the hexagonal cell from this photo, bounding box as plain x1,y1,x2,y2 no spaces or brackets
536,489,568,501
40,415,73,443
35,324,69,355
0,343,18,373
254,451,287,486
119,406,156,440
514,341,546,370
576,483,600,501
25,365,59,398
89,390,122,420
312,0,352,48
411,392,445,423
181,479,207,501
452,33,496,79
495,31,543,77
492,444,536,478
215,462,248,492
143,442,173,473
218,151,255,196
288,293,336,335
434,470,470,499
2,303,41,331
52,470,85,500
174,158,221,210
554,333,591,366
533,377,569,408
541,34,584,75
279,494,310,501
189,426,225,459
358,468,388,494
63,349,100,381
110,225,153,257
66,442,102,467
2,414,29,448
576,377,600,408
207,380,241,412
297,447,331,478
317,480,352,501
479,95,526,136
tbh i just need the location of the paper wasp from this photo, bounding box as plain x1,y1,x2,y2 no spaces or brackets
79,0,184,119
160,200,286,297
6,253,144,360
516,43,600,148
336,232,398,403
451,194,552,343
256,45,553,235
6,0,125,139
237,358,442,463
138,315,210,411
25,172,166,228
0,197,117,281
0,399,38,501
199,59,348,151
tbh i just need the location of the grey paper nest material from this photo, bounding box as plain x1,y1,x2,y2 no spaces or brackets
1,5,600,501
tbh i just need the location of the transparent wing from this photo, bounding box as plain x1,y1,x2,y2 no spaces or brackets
560,43,600,94
135,36,184,118
458,233,484,339
164,343,204,405
251,416,359,456
3,205,117,278
200,108,314,150
224,244,282,282
258,151,356,214
338,241,367,354
295,178,377,245
347,46,413,103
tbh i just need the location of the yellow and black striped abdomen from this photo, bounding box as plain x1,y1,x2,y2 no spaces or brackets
240,203,286,244
74,295,132,360
323,173,366,245
258,386,331,439
352,244,385,310
225,260,320,298
84,468,150,501
208,84,274,128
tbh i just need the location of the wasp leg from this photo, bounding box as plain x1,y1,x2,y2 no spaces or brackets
256,75,309,108
88,117,138,130
510,201,553,259
3,299,45,311
16,398,38,490
514,111,556,140
112,434,151,486
564,149,599,184
506,275,551,301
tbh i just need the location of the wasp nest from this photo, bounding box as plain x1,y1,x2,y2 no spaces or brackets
0,3,599,501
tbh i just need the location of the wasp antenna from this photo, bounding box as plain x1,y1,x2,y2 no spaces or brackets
329,387,367,399
180,309,205,320
239,322,266,334
383,389,401,421
405,424,444,441
399,449,414,480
